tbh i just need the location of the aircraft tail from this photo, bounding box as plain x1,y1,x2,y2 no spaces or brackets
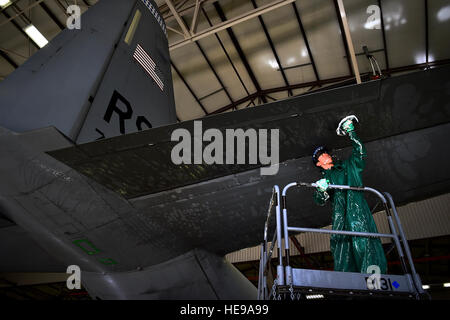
0,0,176,143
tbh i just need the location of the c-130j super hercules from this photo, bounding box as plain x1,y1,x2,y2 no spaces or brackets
0,0,449,299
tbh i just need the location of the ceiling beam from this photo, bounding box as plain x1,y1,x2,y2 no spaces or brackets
0,50,18,69
167,25,184,36
425,0,429,65
171,61,209,115
1,10,39,50
250,0,292,96
175,0,190,11
0,46,27,59
180,14,235,106
385,58,450,74
292,2,320,82
333,0,353,77
335,0,361,84
211,75,352,114
0,0,46,29
165,0,191,38
169,0,296,51
196,42,234,105
39,1,65,30
377,0,390,71
201,7,252,105
55,0,70,17
162,0,215,22
213,2,267,104
190,0,201,35
0,0,19,14
210,58,450,115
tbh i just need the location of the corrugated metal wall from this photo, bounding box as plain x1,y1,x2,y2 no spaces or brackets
225,192,450,263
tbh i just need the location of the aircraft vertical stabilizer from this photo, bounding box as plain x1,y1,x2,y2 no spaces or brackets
0,0,176,143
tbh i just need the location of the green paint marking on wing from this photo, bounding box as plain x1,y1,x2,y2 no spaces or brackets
73,239,100,255
99,258,117,265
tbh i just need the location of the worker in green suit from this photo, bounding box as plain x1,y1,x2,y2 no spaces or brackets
312,116,387,274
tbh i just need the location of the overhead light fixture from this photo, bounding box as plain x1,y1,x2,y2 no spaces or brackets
0,0,12,9
23,25,49,48
444,283,450,288
437,6,450,22
306,294,324,300
422,285,430,290
267,59,279,70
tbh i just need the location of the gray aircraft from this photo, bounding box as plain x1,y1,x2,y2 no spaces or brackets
0,0,449,299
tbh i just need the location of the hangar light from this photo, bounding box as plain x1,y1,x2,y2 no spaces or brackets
422,285,430,290
23,25,49,48
0,0,12,9
444,283,450,288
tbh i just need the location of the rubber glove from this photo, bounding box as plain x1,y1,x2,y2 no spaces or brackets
315,178,329,192
342,119,355,133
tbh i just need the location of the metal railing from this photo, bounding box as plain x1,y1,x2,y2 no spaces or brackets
258,182,426,300
257,186,283,300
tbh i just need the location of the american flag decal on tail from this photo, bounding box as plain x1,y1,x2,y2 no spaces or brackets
133,44,164,91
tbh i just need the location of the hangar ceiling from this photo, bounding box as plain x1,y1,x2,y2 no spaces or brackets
0,0,449,121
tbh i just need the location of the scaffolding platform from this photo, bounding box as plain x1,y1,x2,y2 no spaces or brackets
257,182,428,300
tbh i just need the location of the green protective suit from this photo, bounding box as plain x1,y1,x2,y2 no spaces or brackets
313,131,387,274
